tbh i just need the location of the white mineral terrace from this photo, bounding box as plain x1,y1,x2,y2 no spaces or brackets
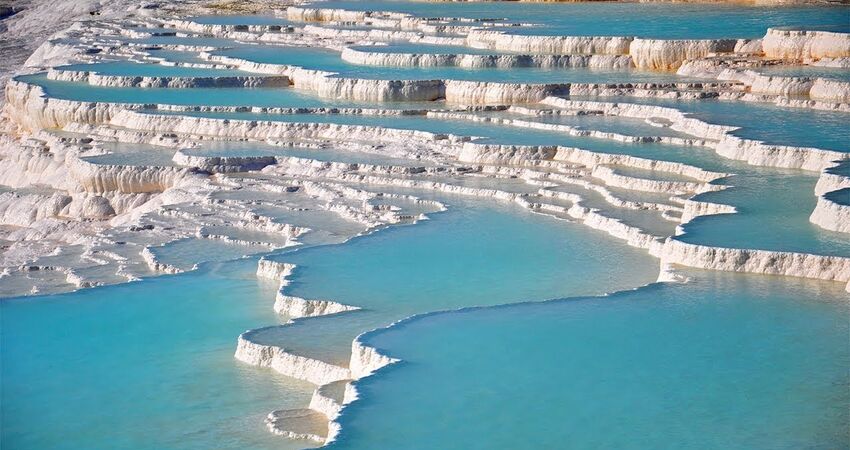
1,1,849,446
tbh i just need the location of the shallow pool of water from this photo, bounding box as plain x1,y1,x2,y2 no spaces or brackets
0,259,317,450
311,1,850,39
336,270,848,449
251,198,658,365
57,60,256,77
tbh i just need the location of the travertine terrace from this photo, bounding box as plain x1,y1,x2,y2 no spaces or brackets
1,0,848,447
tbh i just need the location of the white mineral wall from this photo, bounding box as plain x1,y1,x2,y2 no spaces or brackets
166,19,294,35
302,24,422,42
235,334,352,386
708,68,850,103
540,97,848,172
68,157,196,193
0,191,71,226
810,195,850,233
715,136,846,172
466,29,632,55
0,137,72,189
4,80,134,130
540,97,736,141
444,80,567,104
348,337,399,380
309,387,343,421
809,78,850,103
762,28,850,60
815,167,850,196
273,294,360,319
287,7,370,23
341,48,633,69
106,111,452,145
630,39,737,71
655,239,850,285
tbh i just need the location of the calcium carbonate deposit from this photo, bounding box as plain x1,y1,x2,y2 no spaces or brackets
1,1,848,449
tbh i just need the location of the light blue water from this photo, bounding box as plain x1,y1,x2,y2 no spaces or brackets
0,259,316,450
574,96,850,153
335,271,849,449
610,164,699,183
250,198,657,366
7,7,850,450
215,46,694,83
312,1,850,38
19,67,845,257
0,198,657,449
